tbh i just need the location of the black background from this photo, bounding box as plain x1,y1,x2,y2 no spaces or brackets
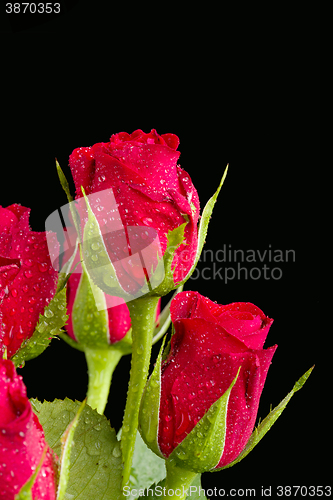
1,1,322,495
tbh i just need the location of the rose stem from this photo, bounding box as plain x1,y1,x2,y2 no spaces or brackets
121,295,160,488
164,460,198,499
85,347,123,414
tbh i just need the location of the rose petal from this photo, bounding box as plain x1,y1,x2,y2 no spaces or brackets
0,360,57,500
69,130,199,288
0,206,19,232
69,146,96,198
0,206,58,358
217,345,277,467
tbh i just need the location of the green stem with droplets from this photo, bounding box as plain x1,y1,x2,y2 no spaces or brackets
85,347,123,414
164,461,198,499
121,295,160,489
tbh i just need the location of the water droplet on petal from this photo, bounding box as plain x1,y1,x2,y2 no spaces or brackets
38,262,48,273
142,217,153,226
175,411,190,436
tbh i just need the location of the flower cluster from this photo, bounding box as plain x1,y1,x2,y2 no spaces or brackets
0,129,312,499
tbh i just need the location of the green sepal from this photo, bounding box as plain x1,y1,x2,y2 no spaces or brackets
152,286,183,345
56,237,80,293
15,446,48,500
71,252,110,349
139,337,167,458
56,159,73,203
56,160,81,240
113,326,132,355
141,166,228,295
58,331,85,352
30,398,123,500
11,276,68,368
214,365,314,471
177,165,228,286
56,400,86,500
71,243,133,354
150,223,187,296
167,366,240,473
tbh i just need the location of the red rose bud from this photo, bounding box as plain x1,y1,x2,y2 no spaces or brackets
0,359,58,499
139,291,277,472
65,268,161,350
68,129,200,298
65,258,131,349
0,205,59,359
64,243,161,350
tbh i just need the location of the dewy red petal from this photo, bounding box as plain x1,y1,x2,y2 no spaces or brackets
0,359,58,499
159,291,277,468
68,129,200,290
0,205,59,358
0,207,19,232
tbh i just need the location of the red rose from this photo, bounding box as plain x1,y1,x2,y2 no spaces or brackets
0,205,59,358
69,129,200,293
158,291,277,468
0,359,58,499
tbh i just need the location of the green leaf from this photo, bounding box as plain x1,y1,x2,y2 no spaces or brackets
214,365,314,471
30,398,123,500
128,431,166,498
139,337,166,458
11,278,68,367
81,186,187,299
178,165,228,286
15,446,48,500
185,475,208,499
57,400,86,500
168,366,240,472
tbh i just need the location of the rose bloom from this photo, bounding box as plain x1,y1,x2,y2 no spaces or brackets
0,205,58,358
158,291,277,468
0,359,58,499
69,129,200,293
